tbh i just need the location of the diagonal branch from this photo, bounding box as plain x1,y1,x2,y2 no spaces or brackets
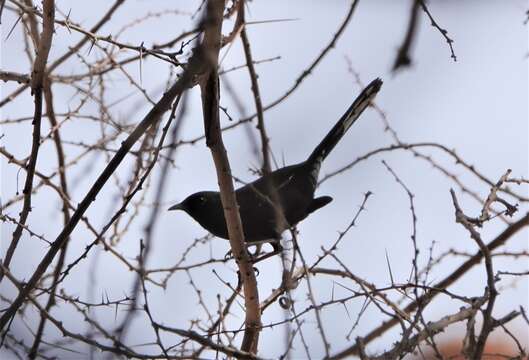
327,211,529,358
0,12,214,331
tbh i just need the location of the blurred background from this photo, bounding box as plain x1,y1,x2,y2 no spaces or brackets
1,0,528,358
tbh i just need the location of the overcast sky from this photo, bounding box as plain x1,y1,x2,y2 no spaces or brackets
1,1,528,358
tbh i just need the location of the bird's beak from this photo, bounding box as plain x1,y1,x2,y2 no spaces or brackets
168,203,184,211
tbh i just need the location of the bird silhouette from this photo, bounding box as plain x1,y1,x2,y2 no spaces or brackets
169,78,382,253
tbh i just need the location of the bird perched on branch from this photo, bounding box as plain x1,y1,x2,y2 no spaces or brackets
169,78,382,254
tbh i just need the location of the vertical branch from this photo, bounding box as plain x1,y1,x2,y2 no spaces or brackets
28,78,71,359
22,0,41,49
199,0,261,353
29,0,54,92
240,6,287,260
294,233,331,356
449,189,498,359
240,10,270,174
393,0,420,71
1,0,55,278
241,3,302,270
240,8,299,354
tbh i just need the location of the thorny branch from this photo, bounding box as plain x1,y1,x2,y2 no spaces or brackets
0,1,526,359
199,0,261,353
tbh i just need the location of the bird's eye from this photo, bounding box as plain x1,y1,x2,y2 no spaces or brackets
199,196,205,202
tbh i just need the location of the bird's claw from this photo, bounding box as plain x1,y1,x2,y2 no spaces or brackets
224,240,283,264
224,250,233,261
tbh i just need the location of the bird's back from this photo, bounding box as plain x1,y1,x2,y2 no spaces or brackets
235,161,317,241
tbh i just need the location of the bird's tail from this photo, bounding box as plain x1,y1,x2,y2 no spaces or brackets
306,78,383,170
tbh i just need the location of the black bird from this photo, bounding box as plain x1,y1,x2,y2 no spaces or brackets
169,78,382,251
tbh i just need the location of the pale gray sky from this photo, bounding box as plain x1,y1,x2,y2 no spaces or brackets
1,1,528,358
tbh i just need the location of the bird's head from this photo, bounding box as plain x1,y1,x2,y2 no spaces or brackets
168,191,224,235
168,191,217,215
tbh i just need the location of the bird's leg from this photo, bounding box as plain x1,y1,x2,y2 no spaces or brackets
251,239,283,264
225,239,283,263
247,243,262,259
223,249,233,261
270,238,282,253
244,239,277,249
224,239,274,261
223,248,254,260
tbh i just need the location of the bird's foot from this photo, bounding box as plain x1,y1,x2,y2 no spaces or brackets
223,248,260,262
224,250,233,261
224,240,283,263
251,242,283,264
